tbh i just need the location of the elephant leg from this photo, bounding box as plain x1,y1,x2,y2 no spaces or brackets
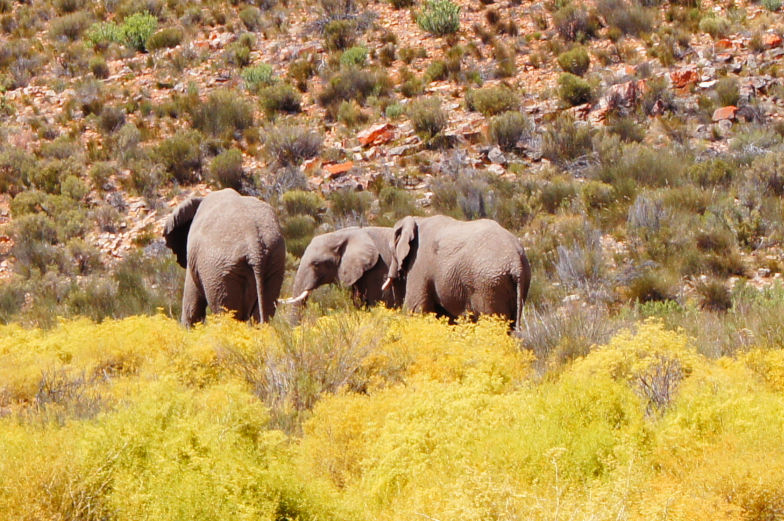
260,267,284,322
182,268,207,326
469,278,516,324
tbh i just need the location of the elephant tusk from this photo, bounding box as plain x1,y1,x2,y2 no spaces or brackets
280,290,310,305
381,278,392,291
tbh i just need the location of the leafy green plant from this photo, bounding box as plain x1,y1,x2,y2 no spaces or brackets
417,0,460,36
155,129,202,183
340,46,368,67
242,64,275,92
557,46,590,76
258,83,301,117
145,27,183,50
208,149,243,189
407,96,448,139
489,111,531,152
558,73,593,106
465,85,518,115
120,12,157,51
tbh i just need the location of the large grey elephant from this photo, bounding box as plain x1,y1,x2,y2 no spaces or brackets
282,226,405,309
163,188,286,326
384,215,530,329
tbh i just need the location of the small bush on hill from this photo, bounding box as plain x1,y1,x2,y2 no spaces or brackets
265,124,323,166
50,12,92,41
242,64,275,92
465,85,518,115
258,83,302,118
417,0,460,35
155,129,202,183
208,149,243,189
323,19,356,50
557,46,590,76
145,26,183,50
189,89,254,137
489,111,532,152
340,46,368,67
282,190,325,218
120,12,157,51
558,73,593,106
407,96,448,140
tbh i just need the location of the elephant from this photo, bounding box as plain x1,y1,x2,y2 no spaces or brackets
281,226,405,310
383,215,530,329
163,188,286,326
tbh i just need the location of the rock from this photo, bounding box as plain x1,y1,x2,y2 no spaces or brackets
715,38,733,50
764,33,782,49
600,79,645,109
717,118,733,133
357,123,395,147
712,105,738,121
671,68,698,89
487,147,506,165
698,79,718,89
486,164,505,176
323,161,354,177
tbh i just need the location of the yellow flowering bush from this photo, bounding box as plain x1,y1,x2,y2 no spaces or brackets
1,311,784,520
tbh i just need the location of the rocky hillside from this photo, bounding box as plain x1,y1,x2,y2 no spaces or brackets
0,0,783,329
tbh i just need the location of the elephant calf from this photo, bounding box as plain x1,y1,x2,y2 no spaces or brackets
163,188,286,326
282,226,405,310
385,215,530,329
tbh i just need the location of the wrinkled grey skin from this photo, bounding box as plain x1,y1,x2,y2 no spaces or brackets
163,188,286,326
386,215,530,329
288,227,405,310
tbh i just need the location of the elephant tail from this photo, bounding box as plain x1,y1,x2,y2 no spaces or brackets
252,263,265,323
514,251,531,331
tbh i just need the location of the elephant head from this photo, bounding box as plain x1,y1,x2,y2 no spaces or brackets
284,229,380,305
386,216,418,285
163,196,202,268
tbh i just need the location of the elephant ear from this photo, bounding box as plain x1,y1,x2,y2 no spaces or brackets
337,230,380,287
390,216,417,278
163,197,202,268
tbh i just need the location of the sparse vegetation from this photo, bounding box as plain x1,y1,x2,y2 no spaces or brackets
417,0,460,36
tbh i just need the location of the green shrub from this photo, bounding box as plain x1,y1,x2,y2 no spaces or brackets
225,42,251,66
385,103,404,119
323,19,356,51
282,214,317,257
281,190,325,218
258,83,301,118
317,68,389,108
264,125,323,166
242,64,275,92
239,6,262,30
55,0,84,13
340,46,368,67
417,0,460,36
89,56,110,78
98,106,126,133
699,15,729,39
86,21,122,48
553,3,597,41
539,177,578,213
493,42,516,78
399,71,424,98
716,77,739,107
208,149,243,189
379,186,417,218
762,0,782,11
189,89,254,137
155,129,202,183
581,180,616,210
597,0,655,36
50,12,92,41
145,26,183,50
558,73,593,106
337,100,368,127
424,60,448,82
407,96,448,139
557,46,590,76
489,111,531,152
606,115,645,143
328,189,372,221
120,12,157,51
541,113,594,167
687,158,736,187
288,58,315,91
696,278,732,311
465,85,518,115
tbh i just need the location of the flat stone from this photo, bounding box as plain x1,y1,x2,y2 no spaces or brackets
712,105,738,121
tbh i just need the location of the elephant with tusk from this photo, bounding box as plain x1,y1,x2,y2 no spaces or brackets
280,226,405,313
